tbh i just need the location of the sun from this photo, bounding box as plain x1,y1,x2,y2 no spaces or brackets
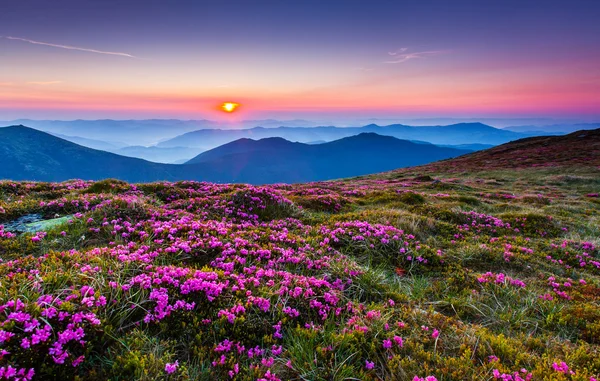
221,102,240,113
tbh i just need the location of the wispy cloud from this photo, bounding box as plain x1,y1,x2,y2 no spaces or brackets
0,82,13,86
27,80,63,85
383,48,446,64
3,36,136,58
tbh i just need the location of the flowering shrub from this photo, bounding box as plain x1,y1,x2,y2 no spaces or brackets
0,170,598,380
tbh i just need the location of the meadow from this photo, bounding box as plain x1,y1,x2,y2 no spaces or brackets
0,163,598,380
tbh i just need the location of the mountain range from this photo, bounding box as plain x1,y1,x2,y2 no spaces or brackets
158,122,531,149
182,133,471,183
0,125,470,183
1,119,576,164
502,123,600,134
0,119,325,146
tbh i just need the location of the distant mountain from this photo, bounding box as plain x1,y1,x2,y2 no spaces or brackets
49,133,206,163
0,126,184,182
1,119,548,149
438,143,494,151
115,146,205,164
49,133,127,151
5,119,213,146
184,133,471,183
378,117,581,128
1,119,326,146
159,122,534,149
0,126,470,183
503,123,600,134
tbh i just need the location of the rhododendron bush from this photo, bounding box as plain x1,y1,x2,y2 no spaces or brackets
0,170,598,380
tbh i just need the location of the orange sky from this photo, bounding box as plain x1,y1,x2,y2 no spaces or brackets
1,0,599,121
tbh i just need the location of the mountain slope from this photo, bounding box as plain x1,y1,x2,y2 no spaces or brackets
184,133,471,183
186,137,305,164
396,128,600,173
0,126,185,182
49,133,127,151
159,122,532,149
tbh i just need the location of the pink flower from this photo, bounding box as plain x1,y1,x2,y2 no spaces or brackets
393,335,403,347
431,329,439,339
165,360,179,374
365,360,375,370
382,339,392,349
552,361,574,375
72,355,85,367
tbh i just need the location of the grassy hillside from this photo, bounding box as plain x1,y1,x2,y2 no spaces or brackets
0,131,598,380
415,128,600,173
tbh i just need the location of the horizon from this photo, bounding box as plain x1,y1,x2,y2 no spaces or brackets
2,0,600,121
2,117,599,129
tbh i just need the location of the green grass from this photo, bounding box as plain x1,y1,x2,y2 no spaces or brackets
0,167,599,380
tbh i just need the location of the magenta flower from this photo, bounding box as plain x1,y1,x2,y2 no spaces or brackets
393,335,403,347
552,361,574,375
165,360,179,374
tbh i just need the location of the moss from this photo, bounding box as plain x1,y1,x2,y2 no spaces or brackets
397,192,426,205
84,179,132,194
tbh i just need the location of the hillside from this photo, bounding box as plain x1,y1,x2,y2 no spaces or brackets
49,133,127,151
184,133,471,183
0,126,183,182
158,122,532,149
409,128,600,173
0,130,598,380
187,137,303,164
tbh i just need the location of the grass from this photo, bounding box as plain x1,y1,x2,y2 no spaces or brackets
0,163,599,380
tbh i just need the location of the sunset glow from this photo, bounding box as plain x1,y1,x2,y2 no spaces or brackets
0,0,599,121
221,102,240,113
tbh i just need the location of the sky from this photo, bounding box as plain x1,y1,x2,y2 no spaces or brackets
1,0,599,121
